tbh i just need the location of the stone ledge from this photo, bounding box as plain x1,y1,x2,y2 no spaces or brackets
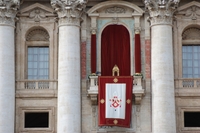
16,89,57,98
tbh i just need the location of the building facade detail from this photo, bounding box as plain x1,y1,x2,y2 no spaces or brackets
51,0,87,132
105,6,126,14
184,6,200,20
182,27,200,40
0,1,20,132
145,0,180,133
0,0,199,132
26,28,50,41
144,0,179,26
51,0,87,26
29,8,47,22
0,0,19,26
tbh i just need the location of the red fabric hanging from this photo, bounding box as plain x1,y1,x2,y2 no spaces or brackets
98,76,133,127
91,34,96,73
135,33,141,73
101,25,130,76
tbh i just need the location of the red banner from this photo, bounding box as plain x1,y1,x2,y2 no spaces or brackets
98,76,133,127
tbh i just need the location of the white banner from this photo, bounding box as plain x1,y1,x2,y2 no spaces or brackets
105,83,126,119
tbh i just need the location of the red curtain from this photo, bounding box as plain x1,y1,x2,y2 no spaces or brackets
98,76,133,127
101,25,130,76
135,33,141,73
91,34,96,73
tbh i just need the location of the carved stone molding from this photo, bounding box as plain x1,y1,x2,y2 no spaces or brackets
135,27,141,34
184,6,200,20
0,0,20,26
51,0,87,26
177,1,200,20
87,76,98,105
133,75,145,105
182,27,200,40
29,8,46,22
26,28,49,41
91,27,97,34
144,0,179,26
105,6,126,14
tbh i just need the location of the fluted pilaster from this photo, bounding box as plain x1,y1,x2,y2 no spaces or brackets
144,0,179,133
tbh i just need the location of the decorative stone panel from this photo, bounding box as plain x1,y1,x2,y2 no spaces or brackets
182,27,200,40
26,28,50,41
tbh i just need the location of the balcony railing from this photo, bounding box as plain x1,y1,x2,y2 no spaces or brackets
175,78,200,88
16,79,58,90
87,75,145,105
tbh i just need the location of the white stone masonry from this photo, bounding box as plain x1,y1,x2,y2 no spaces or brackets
144,0,180,132
0,1,19,133
51,0,87,132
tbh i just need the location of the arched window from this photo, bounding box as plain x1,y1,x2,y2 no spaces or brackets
182,27,200,78
26,27,50,79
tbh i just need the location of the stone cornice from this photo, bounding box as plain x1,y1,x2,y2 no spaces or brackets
51,0,87,26
0,0,20,26
144,0,179,26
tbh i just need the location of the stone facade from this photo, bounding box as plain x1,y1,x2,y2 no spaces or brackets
0,0,200,133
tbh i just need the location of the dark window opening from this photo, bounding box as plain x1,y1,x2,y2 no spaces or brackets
184,112,200,127
25,112,49,128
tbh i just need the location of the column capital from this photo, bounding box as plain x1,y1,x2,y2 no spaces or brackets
144,0,179,26
51,0,87,26
0,0,20,27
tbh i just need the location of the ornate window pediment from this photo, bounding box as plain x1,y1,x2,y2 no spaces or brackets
18,3,56,22
177,1,200,20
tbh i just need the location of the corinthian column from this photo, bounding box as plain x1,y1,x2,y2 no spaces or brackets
51,0,87,132
144,0,179,133
0,1,19,133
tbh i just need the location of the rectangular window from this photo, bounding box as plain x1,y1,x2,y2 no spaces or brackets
184,112,200,127
25,112,49,128
28,47,49,79
182,45,200,78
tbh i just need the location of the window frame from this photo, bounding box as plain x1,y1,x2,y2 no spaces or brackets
19,106,54,132
179,107,200,131
25,41,50,80
182,44,200,78
179,39,200,79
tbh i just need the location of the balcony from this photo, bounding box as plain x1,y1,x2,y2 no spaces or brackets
175,78,200,97
87,75,145,105
175,78,200,88
16,79,58,98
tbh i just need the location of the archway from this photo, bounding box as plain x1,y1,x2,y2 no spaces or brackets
101,25,130,76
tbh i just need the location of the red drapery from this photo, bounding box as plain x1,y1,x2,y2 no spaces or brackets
91,34,96,73
135,33,141,73
101,25,130,76
98,76,133,127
